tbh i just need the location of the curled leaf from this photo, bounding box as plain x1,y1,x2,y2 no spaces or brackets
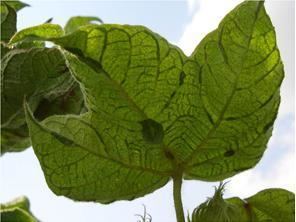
65,16,103,34
9,23,64,45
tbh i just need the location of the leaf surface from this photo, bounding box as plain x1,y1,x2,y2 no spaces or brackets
243,188,295,221
22,1,284,202
184,1,283,180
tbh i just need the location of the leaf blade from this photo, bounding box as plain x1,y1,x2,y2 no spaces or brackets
183,1,284,180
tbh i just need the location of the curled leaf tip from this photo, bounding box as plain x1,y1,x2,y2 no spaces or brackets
9,23,64,45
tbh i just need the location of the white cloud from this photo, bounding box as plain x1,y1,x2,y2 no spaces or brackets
269,116,295,151
178,0,243,56
226,151,295,198
226,113,295,197
187,0,199,14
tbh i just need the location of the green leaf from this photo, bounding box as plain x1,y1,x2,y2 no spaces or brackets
0,196,38,222
24,1,284,203
242,188,295,221
9,23,64,45
184,0,284,180
64,16,103,34
5,0,29,12
1,2,17,42
25,100,171,202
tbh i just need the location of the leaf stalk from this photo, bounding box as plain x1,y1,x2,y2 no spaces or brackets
173,174,185,222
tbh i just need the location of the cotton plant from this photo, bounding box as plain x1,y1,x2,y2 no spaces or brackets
1,0,294,221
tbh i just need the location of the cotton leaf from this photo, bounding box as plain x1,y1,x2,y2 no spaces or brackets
23,1,284,202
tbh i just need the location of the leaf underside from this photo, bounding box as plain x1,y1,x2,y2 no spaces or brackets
14,1,284,203
0,47,80,154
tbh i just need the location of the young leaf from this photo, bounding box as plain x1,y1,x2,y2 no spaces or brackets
9,23,64,45
4,0,29,12
189,186,295,222
1,2,17,42
64,16,103,34
0,196,38,222
24,1,284,203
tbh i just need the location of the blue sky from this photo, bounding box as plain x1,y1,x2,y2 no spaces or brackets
1,0,294,221
16,0,192,43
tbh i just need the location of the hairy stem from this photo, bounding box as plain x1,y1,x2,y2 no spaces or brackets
173,175,185,222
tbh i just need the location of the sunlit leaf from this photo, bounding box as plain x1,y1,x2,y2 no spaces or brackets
9,23,64,45
64,16,103,34
23,1,284,203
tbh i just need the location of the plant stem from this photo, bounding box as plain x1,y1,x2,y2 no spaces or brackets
173,175,185,222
